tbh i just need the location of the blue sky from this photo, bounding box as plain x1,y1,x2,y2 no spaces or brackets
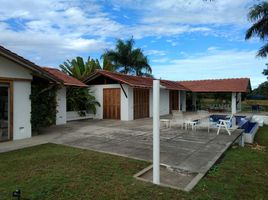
0,0,267,88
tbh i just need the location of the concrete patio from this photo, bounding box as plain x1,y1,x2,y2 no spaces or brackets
0,117,243,191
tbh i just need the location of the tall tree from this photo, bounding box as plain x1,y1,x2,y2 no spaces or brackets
263,63,268,77
60,56,101,81
102,38,152,77
102,55,116,72
245,2,268,57
59,56,100,115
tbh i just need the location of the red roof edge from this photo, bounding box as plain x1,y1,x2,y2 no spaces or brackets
43,67,88,87
85,70,189,91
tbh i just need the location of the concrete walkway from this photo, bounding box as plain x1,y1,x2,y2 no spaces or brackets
0,133,60,153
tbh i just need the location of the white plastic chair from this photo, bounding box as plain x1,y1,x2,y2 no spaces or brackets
216,115,234,135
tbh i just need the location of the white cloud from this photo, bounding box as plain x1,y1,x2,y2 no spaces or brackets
113,0,253,25
110,0,255,40
0,0,123,65
152,57,169,63
0,0,262,73
152,49,267,88
145,50,166,56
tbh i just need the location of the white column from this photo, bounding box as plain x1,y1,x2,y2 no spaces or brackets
178,91,181,111
237,92,242,112
56,87,67,125
192,92,197,111
181,91,186,112
231,92,237,114
153,80,160,185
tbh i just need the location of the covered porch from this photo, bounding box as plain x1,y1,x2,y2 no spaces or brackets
178,78,251,114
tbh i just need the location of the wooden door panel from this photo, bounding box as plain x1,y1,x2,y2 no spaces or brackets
134,88,149,119
169,90,179,113
103,88,120,119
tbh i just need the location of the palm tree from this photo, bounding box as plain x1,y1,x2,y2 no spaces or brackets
245,2,268,57
102,38,152,77
102,55,116,72
131,48,152,77
60,56,101,81
263,64,268,77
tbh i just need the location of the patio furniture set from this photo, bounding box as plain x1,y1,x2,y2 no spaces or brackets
160,111,237,135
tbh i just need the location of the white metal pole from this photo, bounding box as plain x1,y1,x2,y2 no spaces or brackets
153,79,160,184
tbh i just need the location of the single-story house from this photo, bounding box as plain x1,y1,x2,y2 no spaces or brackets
84,70,251,121
0,46,86,142
0,45,252,142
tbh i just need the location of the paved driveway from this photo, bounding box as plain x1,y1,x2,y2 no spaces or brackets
42,118,242,174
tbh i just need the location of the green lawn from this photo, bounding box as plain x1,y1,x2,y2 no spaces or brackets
0,127,268,200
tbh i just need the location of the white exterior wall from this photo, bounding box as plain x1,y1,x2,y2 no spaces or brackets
160,89,169,116
0,56,32,79
127,87,134,120
56,87,67,125
0,56,33,140
13,81,32,140
149,88,170,117
89,84,133,121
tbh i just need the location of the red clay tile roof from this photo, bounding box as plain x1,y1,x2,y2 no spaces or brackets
0,45,60,83
85,70,189,90
178,78,251,92
160,80,189,91
43,67,88,87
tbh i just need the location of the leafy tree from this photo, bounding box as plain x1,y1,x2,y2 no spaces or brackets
66,87,100,114
102,55,116,71
60,56,100,114
263,63,268,78
102,38,152,77
250,81,268,99
245,2,268,57
60,56,101,81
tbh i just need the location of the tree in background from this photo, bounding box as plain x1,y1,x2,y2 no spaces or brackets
246,2,268,100
263,63,268,78
60,57,100,115
102,54,116,72
102,38,152,77
245,2,268,57
60,56,101,81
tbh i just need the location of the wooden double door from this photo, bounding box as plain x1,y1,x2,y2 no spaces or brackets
103,88,121,119
169,90,179,113
133,88,149,119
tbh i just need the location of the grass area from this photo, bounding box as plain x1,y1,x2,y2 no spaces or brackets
0,127,268,200
242,100,268,112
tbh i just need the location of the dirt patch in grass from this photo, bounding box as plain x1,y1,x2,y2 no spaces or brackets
247,143,266,151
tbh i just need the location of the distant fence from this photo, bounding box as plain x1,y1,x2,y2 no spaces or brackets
67,111,94,121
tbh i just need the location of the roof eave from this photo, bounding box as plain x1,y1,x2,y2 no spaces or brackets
0,48,61,84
